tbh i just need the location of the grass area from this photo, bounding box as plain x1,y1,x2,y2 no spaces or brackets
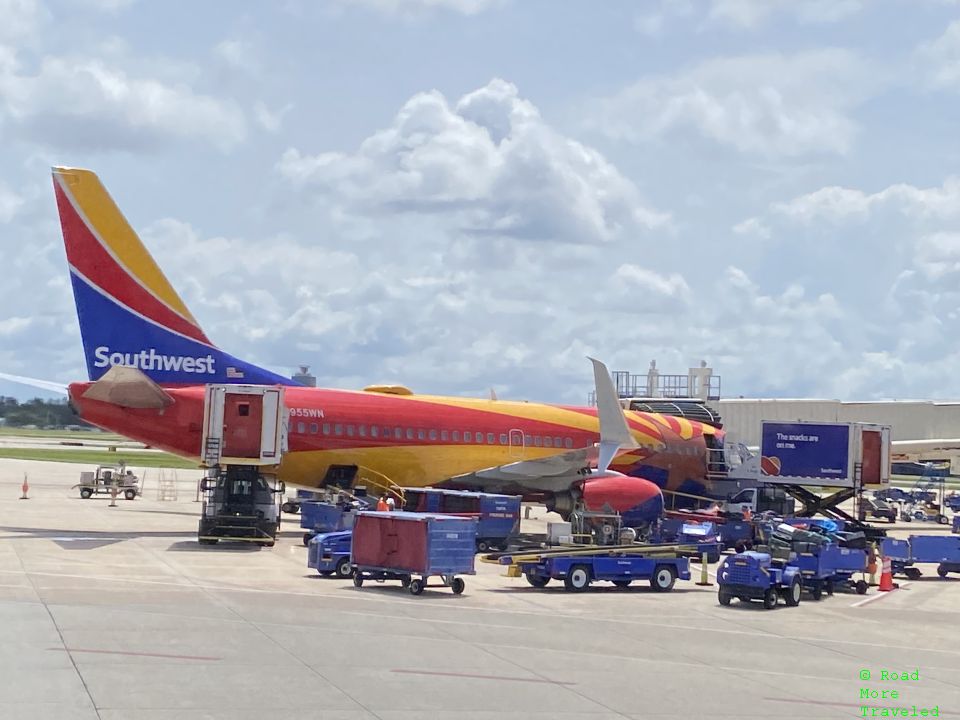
0,426,126,442
0,447,199,470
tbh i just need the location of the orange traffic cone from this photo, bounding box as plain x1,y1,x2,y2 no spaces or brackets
878,557,896,592
19,474,29,500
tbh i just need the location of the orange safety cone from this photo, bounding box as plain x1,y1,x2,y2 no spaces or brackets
878,557,896,592
19,474,29,500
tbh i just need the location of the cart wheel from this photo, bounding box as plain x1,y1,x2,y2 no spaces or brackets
124,489,137,500
563,565,591,592
198,538,218,546
612,580,631,589
400,575,412,588
763,589,777,609
937,564,948,578
855,579,868,595
784,578,802,607
809,582,822,601
905,567,922,580
335,557,354,578
451,577,465,595
353,574,364,588
718,589,732,606
302,533,314,546
650,565,677,593
824,579,835,596
938,515,949,525
525,572,549,588
80,488,92,499
409,578,425,595
476,540,490,553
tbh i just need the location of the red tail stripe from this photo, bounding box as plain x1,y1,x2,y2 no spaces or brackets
55,183,211,345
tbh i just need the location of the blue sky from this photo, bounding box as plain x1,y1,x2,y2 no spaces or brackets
1,0,960,404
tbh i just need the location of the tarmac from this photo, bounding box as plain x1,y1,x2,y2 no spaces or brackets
1,457,959,720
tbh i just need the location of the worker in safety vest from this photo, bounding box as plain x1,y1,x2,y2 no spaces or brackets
742,507,752,521
376,495,389,511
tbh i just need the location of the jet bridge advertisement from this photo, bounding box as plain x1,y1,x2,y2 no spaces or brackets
760,422,852,487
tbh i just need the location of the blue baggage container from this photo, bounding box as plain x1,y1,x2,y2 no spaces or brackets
351,511,478,595
401,488,520,551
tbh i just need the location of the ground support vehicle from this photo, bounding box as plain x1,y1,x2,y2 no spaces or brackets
307,530,354,578
197,465,284,547
508,553,690,592
300,497,369,546
74,464,140,500
717,551,803,609
858,498,897,524
401,488,521,552
790,545,869,597
496,542,696,592
651,518,720,562
881,535,960,578
350,511,477,596
953,515,960,534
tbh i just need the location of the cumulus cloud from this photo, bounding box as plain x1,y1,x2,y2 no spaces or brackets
278,79,668,244
337,0,504,15
0,184,24,223
591,49,872,157
771,177,960,223
732,217,771,239
0,0,50,43
0,50,247,152
918,20,960,90
709,0,864,29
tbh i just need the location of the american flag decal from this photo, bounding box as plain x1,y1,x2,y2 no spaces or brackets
226,367,244,379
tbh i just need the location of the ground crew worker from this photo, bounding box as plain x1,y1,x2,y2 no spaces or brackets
376,495,388,511
742,506,752,521
386,496,396,511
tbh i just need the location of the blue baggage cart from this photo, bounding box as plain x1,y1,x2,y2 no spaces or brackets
908,535,960,578
790,544,869,597
507,553,690,592
300,498,369,546
401,488,520,552
307,530,354,578
351,511,478,595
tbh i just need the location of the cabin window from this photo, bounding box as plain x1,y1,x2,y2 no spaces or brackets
309,423,318,434
297,422,305,434
499,433,507,445
524,434,533,446
453,431,461,442
371,426,379,438
554,436,562,448
395,428,403,440
406,428,414,440
346,425,355,437
565,437,573,449
544,436,552,448
359,425,367,437
417,429,426,440
534,436,542,447
429,429,437,441
475,432,483,444
322,423,331,435
334,424,343,436
487,432,495,444
440,430,449,441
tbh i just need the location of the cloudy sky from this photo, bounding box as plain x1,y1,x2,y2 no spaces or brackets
1,0,959,404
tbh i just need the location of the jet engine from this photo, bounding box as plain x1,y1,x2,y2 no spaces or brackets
545,471,663,526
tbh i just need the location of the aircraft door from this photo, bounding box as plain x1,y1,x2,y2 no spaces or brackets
222,394,264,459
508,429,524,458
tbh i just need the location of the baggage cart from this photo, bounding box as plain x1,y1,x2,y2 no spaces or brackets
401,488,521,552
908,534,960,578
510,553,690,592
790,544,869,597
351,511,478,595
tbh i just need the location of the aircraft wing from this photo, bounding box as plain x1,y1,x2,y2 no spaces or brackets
0,372,68,395
446,357,638,494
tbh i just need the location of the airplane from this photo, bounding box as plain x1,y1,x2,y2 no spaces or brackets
47,166,731,526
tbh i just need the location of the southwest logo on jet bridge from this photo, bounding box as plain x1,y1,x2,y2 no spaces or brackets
93,346,216,374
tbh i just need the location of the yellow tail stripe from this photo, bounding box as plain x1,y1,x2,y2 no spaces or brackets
54,167,199,325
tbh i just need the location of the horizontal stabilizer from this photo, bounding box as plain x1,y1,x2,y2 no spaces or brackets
81,365,173,409
0,372,68,395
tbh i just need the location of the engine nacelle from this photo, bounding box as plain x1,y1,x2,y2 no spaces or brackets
545,471,663,525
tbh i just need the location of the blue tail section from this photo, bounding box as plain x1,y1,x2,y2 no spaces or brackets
70,269,295,386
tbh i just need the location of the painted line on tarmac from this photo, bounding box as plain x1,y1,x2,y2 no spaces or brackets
849,582,911,608
48,647,221,661
392,669,575,685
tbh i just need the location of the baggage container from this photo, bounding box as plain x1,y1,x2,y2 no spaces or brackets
401,488,521,552
351,511,478,595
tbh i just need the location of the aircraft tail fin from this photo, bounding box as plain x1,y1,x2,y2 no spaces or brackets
52,167,293,386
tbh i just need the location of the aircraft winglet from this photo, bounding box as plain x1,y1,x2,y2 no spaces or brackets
0,372,68,395
589,357,639,473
